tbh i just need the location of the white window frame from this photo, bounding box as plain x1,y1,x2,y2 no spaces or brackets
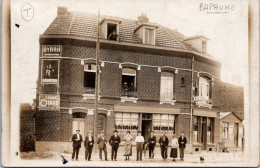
143,27,156,45
199,76,210,103
222,122,229,140
105,21,119,40
160,72,176,105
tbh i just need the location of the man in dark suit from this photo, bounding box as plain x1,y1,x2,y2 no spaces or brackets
84,131,94,161
71,129,83,161
147,131,156,159
97,130,108,161
178,132,187,161
109,130,121,161
159,131,169,161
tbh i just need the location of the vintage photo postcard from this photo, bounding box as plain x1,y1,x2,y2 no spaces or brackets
1,0,259,167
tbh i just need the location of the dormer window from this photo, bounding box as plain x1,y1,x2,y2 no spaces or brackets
107,23,118,41
184,35,209,55
144,28,155,45
100,18,121,41
202,40,207,54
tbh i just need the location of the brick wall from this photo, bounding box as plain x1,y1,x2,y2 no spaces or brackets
20,103,35,151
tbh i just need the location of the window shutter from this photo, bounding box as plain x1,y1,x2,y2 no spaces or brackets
149,29,154,45
160,78,167,99
209,80,213,103
167,77,173,99
145,29,149,44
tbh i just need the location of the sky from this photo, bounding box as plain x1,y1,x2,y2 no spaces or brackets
11,0,248,104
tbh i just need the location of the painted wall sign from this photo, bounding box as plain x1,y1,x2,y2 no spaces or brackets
41,59,59,83
42,45,62,57
39,94,60,110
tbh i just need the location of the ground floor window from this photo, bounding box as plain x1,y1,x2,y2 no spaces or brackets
115,112,138,130
222,122,228,140
153,114,175,132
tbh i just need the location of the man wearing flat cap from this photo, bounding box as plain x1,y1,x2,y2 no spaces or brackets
84,131,94,161
148,130,156,159
159,131,169,161
71,129,83,161
97,130,108,161
109,130,121,161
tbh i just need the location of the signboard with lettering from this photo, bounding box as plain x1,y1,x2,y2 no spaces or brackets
42,45,62,57
39,94,60,110
41,59,59,83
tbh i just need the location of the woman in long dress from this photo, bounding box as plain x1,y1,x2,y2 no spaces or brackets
170,134,178,161
123,130,133,161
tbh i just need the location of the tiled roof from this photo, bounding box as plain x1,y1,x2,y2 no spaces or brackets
44,10,195,51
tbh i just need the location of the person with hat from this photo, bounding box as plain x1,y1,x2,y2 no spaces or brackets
123,130,133,161
84,131,94,161
178,132,187,161
97,130,108,161
109,130,121,161
71,129,83,161
147,130,156,159
135,131,144,161
159,131,169,161
170,134,178,161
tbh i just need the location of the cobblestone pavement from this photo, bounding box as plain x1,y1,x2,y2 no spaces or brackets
16,150,247,167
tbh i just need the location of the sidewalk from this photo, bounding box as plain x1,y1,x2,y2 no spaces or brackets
17,150,246,167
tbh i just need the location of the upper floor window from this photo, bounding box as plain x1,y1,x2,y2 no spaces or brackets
84,64,96,89
160,72,174,100
222,122,228,140
107,23,118,41
122,68,137,97
144,28,155,45
199,76,210,103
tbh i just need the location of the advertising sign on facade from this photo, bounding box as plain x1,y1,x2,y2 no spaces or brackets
42,45,62,57
39,94,60,110
41,59,59,83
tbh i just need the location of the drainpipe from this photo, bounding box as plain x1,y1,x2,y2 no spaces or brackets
94,9,100,154
190,55,194,153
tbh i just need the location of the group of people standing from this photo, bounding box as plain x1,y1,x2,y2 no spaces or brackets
71,129,187,162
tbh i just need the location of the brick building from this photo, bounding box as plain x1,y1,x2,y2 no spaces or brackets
219,112,243,151
35,7,243,153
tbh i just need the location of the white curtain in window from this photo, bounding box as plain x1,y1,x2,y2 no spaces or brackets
160,74,173,100
115,112,123,126
199,76,209,101
130,113,138,126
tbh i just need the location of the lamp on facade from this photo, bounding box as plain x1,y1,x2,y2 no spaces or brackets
175,68,178,74
81,60,84,65
119,64,122,68
137,65,141,70
107,110,111,116
69,108,72,114
158,67,161,72
101,61,105,67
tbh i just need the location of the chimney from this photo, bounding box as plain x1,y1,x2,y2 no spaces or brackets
137,12,149,24
57,6,68,16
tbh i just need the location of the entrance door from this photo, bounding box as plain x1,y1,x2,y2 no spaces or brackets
234,123,239,147
142,113,152,142
201,117,207,150
72,112,86,138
